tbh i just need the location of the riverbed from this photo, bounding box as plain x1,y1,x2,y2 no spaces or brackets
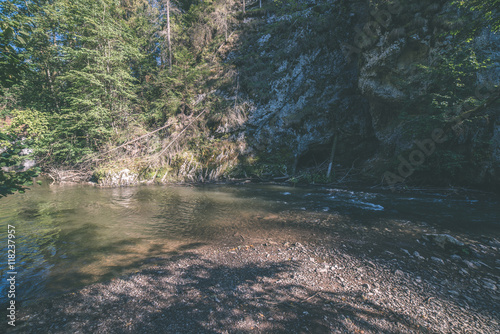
1,183,499,332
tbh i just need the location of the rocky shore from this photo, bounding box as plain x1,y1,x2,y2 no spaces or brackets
9,211,500,333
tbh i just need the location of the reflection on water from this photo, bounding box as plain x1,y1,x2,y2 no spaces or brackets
0,182,499,304
0,184,277,304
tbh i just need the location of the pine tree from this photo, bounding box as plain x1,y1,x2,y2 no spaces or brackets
18,0,143,162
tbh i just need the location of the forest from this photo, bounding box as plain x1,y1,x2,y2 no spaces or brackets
1,2,500,333
1,0,499,194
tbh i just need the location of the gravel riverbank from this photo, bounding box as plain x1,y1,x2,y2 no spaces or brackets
9,211,500,333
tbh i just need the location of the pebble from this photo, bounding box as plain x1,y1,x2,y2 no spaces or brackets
459,268,469,276
413,251,425,260
483,282,497,291
463,260,477,269
401,248,411,256
476,260,492,269
463,295,475,303
17,210,500,334
483,278,497,291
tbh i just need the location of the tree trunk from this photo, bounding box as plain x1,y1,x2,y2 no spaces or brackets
46,66,60,112
243,0,245,14
167,0,172,72
326,133,338,179
234,73,239,111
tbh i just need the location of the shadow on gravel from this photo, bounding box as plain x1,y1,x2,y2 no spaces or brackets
8,211,499,333
255,212,500,321
14,252,428,334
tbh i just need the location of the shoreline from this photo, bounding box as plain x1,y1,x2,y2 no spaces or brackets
36,172,500,198
8,210,500,333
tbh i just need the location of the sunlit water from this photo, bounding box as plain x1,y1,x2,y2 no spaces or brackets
1,182,499,304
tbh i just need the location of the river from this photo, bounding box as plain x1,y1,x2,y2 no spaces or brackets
1,182,499,305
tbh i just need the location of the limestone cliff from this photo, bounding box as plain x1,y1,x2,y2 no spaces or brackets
220,0,500,189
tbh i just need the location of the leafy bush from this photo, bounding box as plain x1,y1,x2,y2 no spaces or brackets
0,131,39,196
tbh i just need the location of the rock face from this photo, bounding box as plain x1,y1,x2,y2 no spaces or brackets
239,2,376,170
98,169,139,187
0,144,36,172
231,0,500,188
20,148,36,172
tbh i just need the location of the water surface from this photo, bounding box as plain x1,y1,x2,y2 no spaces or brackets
1,183,499,304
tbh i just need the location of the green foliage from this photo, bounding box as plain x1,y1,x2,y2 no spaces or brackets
11,0,144,163
9,108,49,140
0,0,495,187
0,0,244,173
303,171,332,184
270,0,309,15
0,1,41,195
0,0,35,92
399,42,495,138
0,131,40,197
454,0,500,34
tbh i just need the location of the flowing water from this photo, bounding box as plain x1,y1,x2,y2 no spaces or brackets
1,182,499,305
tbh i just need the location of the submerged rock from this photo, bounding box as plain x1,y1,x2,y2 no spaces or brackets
423,234,465,250
431,257,445,265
